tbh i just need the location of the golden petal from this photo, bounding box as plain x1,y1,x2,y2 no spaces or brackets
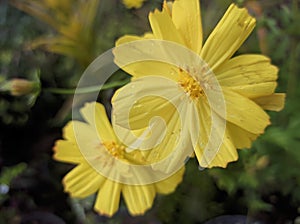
201,4,256,71
122,184,156,215
94,179,122,217
172,0,203,53
63,163,105,198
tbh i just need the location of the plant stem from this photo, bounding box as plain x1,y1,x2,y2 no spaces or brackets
287,0,299,99
44,79,129,95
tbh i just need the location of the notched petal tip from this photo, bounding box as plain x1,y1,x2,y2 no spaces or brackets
93,208,115,218
80,101,97,119
229,3,256,21
201,3,256,70
62,121,75,140
151,8,161,15
128,209,147,216
163,0,173,16
253,93,286,112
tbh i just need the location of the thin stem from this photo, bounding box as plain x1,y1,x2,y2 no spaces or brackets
44,79,129,95
293,0,298,14
287,0,299,98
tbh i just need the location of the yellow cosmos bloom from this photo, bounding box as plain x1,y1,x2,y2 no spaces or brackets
112,0,285,168
53,102,184,217
122,0,145,9
10,0,99,67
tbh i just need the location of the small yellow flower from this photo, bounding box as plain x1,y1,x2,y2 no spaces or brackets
112,0,286,168
10,0,99,67
53,102,184,217
122,0,145,9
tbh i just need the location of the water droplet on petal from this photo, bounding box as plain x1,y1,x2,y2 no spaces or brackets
198,165,205,171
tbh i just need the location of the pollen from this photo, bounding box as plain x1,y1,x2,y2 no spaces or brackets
102,141,126,159
178,68,204,100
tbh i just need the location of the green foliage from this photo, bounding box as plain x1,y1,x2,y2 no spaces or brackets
156,161,225,223
203,0,300,217
0,0,300,223
0,163,27,204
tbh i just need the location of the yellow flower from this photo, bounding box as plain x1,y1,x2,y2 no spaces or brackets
112,0,286,168
10,0,99,67
122,0,145,9
53,102,184,217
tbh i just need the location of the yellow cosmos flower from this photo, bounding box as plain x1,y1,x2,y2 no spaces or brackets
10,0,99,67
122,0,145,9
53,102,184,217
112,0,285,168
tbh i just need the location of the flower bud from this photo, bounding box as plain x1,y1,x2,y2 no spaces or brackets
256,155,270,170
122,0,145,9
0,78,37,97
10,78,37,96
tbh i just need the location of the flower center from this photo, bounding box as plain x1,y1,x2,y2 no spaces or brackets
102,141,125,159
178,68,204,99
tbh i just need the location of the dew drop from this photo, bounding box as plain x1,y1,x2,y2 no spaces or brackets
184,156,190,163
198,165,205,171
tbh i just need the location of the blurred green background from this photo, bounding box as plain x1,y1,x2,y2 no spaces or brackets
0,0,299,223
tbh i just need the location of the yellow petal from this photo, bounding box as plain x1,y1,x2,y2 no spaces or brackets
28,36,73,50
80,102,116,142
163,1,173,16
252,93,286,111
200,4,256,71
229,82,277,98
112,76,192,174
191,100,210,167
216,54,278,82
62,121,78,141
114,35,178,80
53,121,95,164
227,122,258,149
122,0,144,9
122,184,156,216
172,0,202,53
112,76,184,151
119,61,177,80
194,100,238,168
94,179,122,217
66,120,106,163
53,140,84,164
144,101,192,174
63,163,105,198
116,35,140,46
215,54,278,98
80,0,99,31
149,9,185,45
115,34,154,47
155,166,185,194
219,87,270,134
69,120,98,145
186,100,201,152
206,140,238,168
